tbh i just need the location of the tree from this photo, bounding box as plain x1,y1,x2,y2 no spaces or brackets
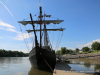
61,47,66,55
66,49,69,54
82,47,90,52
91,41,100,51
75,48,80,53
68,49,74,54
56,50,61,55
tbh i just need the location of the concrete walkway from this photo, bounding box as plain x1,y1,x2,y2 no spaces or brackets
53,62,93,75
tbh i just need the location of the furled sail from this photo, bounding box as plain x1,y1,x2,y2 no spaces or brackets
18,20,64,25
26,28,65,33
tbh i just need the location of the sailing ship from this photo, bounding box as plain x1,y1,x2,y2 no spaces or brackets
18,4,65,72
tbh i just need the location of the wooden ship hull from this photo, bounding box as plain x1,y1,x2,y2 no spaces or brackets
29,46,56,71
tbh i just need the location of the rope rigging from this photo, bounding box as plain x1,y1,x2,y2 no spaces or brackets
56,31,63,50
19,12,64,52
20,13,39,52
23,12,39,21
18,23,30,52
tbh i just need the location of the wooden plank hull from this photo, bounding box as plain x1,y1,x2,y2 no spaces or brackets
29,47,56,72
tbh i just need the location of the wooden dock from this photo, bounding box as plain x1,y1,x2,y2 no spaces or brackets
53,62,93,75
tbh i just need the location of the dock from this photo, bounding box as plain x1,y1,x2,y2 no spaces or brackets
53,59,94,75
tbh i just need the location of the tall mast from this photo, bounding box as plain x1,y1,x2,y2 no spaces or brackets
30,14,38,47
43,12,47,46
39,5,42,48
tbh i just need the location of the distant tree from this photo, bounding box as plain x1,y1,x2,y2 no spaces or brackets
0,49,28,57
75,48,80,53
66,49,69,54
91,41,100,51
82,47,90,52
68,49,74,54
56,50,61,55
61,47,66,55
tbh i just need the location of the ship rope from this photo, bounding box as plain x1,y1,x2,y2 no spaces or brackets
24,26,31,47
55,31,61,50
56,22,63,50
56,31,63,50
23,12,39,21
48,16,64,51
40,53,56,74
18,23,30,52
24,25,34,49
52,25,55,49
51,16,60,20
18,12,39,52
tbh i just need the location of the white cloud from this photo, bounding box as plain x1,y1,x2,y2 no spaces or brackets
0,20,18,33
0,37,2,38
6,28,18,33
77,39,100,48
0,20,15,28
14,32,33,41
0,20,33,41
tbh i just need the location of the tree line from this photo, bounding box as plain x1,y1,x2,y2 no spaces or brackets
0,49,29,57
56,41,100,55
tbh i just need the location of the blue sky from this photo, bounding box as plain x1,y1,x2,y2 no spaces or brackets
0,0,100,53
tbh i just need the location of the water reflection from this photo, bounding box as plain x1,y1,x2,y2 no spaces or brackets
68,58,100,73
28,67,53,75
0,57,53,75
94,65,100,71
84,63,91,68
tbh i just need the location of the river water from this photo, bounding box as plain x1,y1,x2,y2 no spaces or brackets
1,57,100,74
0,57,52,75
68,58,100,73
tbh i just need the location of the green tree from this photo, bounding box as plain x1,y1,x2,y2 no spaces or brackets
66,49,69,54
82,47,90,52
68,49,74,54
61,47,66,55
56,50,61,55
91,41,100,51
75,48,80,53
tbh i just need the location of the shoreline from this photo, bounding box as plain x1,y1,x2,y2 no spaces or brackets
59,52,100,60
53,62,94,75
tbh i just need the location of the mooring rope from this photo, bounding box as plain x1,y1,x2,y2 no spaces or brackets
40,53,56,74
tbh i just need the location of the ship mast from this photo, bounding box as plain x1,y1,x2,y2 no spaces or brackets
39,6,42,48
43,12,48,46
18,5,65,49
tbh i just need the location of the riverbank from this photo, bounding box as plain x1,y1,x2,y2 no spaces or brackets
59,52,100,60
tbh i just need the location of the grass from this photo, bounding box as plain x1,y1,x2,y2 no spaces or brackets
82,50,100,54
90,50,100,53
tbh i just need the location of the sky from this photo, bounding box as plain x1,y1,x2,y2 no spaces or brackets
0,0,100,53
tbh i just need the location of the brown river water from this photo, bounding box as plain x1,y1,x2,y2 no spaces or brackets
0,57,52,75
1,57,100,74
